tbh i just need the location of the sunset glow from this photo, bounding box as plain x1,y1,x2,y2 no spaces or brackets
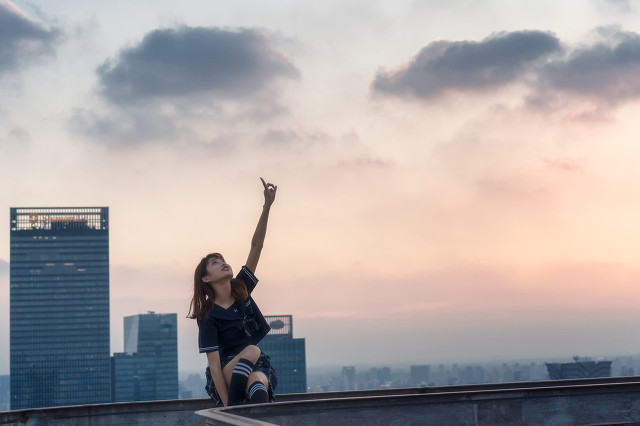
2,0,640,373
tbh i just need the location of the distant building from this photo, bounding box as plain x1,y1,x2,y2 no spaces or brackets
258,315,307,394
546,358,612,380
10,208,111,409
370,367,391,384
111,353,158,402
409,365,430,386
180,373,208,399
341,367,356,391
112,312,178,402
0,375,10,411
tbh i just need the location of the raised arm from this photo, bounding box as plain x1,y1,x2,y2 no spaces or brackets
246,178,277,273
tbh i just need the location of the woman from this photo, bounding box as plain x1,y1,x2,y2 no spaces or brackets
188,178,278,406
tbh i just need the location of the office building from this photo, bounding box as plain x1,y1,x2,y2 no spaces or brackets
0,375,9,411
112,312,178,402
10,208,111,409
546,359,612,380
258,315,306,394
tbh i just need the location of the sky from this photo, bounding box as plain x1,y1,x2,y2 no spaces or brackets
2,0,640,375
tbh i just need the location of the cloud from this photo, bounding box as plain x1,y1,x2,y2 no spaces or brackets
475,176,549,200
258,128,328,148
535,28,640,106
544,158,583,172
333,156,393,170
0,1,61,74
69,107,185,146
74,26,300,146
372,30,561,99
373,27,640,116
595,0,635,12
97,26,300,105
0,125,31,155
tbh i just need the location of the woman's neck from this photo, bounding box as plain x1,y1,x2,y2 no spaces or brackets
212,279,234,306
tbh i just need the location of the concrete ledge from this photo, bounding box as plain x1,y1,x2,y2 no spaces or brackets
0,398,217,426
4,377,640,425
200,378,640,426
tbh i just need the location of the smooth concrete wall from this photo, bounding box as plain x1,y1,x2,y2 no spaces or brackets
4,378,640,426
0,398,216,426
201,380,640,426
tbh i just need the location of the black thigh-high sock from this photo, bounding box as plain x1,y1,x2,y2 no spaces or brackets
227,358,254,406
248,381,269,404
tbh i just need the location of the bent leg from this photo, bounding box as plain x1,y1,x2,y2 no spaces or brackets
246,371,269,404
222,345,261,383
223,346,262,405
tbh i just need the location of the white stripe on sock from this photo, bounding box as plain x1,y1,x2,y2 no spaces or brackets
249,383,267,399
234,362,253,373
233,363,253,377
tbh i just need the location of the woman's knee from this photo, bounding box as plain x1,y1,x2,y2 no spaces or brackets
240,345,261,363
247,371,269,388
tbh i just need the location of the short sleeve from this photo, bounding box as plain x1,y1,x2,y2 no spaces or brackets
236,265,259,294
198,318,220,353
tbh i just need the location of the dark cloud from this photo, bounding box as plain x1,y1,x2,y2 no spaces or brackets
0,1,60,73
97,26,300,105
75,26,299,146
536,29,640,105
374,27,640,115
372,30,561,99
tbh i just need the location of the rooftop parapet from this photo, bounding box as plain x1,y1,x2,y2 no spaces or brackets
198,376,640,426
3,377,640,425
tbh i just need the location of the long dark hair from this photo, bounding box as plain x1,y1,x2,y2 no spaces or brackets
187,253,248,321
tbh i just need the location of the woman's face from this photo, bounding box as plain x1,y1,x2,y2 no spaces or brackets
202,256,233,284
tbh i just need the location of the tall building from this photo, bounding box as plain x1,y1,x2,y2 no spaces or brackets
258,315,307,394
0,375,10,411
10,208,111,409
112,312,178,402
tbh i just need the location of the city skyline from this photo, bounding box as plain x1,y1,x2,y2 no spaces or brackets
3,0,640,374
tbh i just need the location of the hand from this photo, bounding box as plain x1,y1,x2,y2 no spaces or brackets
260,177,277,207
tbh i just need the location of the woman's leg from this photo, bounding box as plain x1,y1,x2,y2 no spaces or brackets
222,345,261,405
246,371,269,404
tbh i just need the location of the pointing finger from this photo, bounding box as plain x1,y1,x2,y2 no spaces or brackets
260,177,267,189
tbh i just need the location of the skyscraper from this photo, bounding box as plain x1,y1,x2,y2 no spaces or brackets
112,312,178,402
258,315,307,394
10,208,111,409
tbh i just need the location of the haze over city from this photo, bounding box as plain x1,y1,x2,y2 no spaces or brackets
2,0,640,375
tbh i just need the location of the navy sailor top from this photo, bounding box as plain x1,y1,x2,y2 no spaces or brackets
197,266,271,360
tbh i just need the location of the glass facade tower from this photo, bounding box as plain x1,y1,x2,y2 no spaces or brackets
112,312,178,402
259,315,307,394
9,207,111,409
